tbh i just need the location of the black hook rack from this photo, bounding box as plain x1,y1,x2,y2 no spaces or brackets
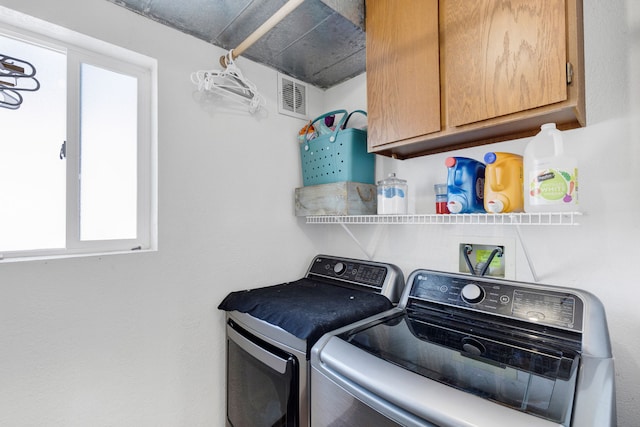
1,53,40,110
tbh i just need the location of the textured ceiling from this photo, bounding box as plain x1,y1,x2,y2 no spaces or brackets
105,0,366,89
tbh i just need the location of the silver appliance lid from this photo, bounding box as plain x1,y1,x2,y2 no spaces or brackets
310,269,615,426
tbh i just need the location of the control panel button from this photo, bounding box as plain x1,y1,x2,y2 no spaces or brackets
461,283,485,304
333,262,347,275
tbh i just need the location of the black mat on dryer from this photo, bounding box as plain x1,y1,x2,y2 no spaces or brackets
218,277,393,353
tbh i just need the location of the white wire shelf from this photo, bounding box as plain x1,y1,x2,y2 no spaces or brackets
305,212,582,226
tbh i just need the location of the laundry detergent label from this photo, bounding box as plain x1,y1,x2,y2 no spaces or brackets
528,168,578,205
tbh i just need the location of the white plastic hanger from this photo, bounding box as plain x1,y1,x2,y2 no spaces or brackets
191,50,265,113
190,0,304,114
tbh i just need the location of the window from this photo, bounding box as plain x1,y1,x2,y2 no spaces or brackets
0,7,156,260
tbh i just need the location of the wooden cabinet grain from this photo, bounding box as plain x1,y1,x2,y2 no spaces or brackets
365,0,585,159
366,0,440,150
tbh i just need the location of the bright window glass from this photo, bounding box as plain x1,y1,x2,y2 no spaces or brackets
80,63,138,241
0,36,66,252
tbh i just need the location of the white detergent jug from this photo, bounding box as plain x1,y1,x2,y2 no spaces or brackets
523,123,578,212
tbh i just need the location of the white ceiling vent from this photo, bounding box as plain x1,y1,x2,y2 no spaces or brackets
278,73,308,120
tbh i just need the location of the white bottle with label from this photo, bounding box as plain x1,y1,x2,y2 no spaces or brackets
523,123,578,212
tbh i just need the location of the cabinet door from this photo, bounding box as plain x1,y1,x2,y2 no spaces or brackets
366,0,440,150
442,0,567,127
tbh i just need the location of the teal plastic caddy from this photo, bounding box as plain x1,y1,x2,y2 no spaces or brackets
299,109,374,186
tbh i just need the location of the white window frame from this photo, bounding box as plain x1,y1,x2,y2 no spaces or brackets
0,6,157,261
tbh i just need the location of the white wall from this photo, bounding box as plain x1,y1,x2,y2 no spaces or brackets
321,1,639,425
0,0,637,426
0,0,326,425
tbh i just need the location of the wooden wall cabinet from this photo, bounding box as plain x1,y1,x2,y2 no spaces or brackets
365,0,585,159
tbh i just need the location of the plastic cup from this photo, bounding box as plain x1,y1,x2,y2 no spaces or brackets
434,183,449,214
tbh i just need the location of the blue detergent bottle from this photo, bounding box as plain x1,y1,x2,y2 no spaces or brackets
445,157,486,213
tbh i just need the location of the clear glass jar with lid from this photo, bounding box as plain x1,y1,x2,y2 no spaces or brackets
377,173,408,214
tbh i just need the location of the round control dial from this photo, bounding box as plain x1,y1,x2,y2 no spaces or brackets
333,262,347,275
461,283,485,304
